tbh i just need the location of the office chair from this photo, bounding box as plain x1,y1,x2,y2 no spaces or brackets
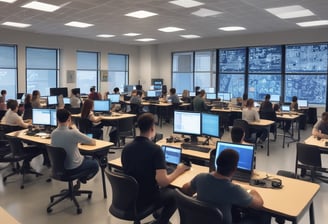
78,118,103,140
259,111,277,141
46,146,93,214
105,169,160,224
174,189,223,224
0,110,6,120
2,136,43,189
295,143,328,183
232,119,257,144
114,117,135,147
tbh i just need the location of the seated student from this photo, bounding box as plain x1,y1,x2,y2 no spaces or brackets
242,98,268,144
181,89,191,103
182,149,271,224
88,86,102,100
193,89,208,112
168,88,180,104
23,94,33,120
51,109,99,184
81,99,104,139
283,96,298,132
0,90,6,110
1,99,31,129
70,88,81,109
122,113,189,224
31,90,42,108
312,112,328,139
130,89,142,105
259,94,273,113
231,126,249,145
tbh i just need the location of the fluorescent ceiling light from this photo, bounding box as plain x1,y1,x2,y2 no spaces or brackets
265,5,314,19
97,34,115,38
125,10,158,19
65,21,94,28
124,33,141,36
158,27,184,32
297,20,328,27
21,1,60,12
192,8,222,17
2,21,31,28
0,0,17,3
169,0,204,8
180,34,201,39
218,26,246,31
135,38,156,42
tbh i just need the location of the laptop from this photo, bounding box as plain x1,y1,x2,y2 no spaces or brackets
214,141,255,182
281,105,290,113
161,145,182,174
298,100,308,109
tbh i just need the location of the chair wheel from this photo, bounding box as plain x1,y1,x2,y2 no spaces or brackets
20,185,24,189
46,178,52,182
77,208,82,214
50,198,54,203
88,193,92,199
47,208,52,213
3,177,7,182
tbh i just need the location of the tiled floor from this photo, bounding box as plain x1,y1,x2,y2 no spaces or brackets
0,122,327,224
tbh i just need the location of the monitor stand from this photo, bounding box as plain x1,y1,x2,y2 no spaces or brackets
202,136,211,145
190,135,198,144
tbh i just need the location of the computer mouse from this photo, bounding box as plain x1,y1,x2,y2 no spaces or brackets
182,160,192,168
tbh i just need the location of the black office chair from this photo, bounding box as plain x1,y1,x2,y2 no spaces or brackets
259,111,277,141
0,110,6,120
295,143,328,183
46,146,93,214
233,119,257,144
2,136,42,189
22,107,32,120
105,169,160,224
111,117,136,147
174,189,223,224
78,118,103,140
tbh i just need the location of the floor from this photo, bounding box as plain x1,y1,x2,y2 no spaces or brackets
0,121,327,224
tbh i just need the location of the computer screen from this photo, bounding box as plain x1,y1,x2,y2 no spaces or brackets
281,105,290,112
217,92,231,101
298,100,308,108
93,100,110,112
189,92,196,97
47,96,58,106
124,85,136,93
63,97,70,104
201,113,220,138
163,145,182,165
32,109,51,126
50,87,68,97
248,46,282,73
206,93,217,100
219,48,246,73
215,141,254,171
107,94,120,103
173,111,201,136
270,94,280,102
50,109,57,127
147,90,156,97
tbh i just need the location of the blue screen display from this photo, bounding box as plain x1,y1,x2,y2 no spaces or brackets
286,44,328,73
219,73,245,98
219,48,246,72
248,74,281,101
248,46,282,73
285,74,327,104
93,100,110,112
202,113,219,138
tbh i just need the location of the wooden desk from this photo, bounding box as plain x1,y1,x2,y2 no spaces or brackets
276,114,301,148
0,207,20,224
71,112,136,121
304,135,328,153
6,130,114,198
107,158,320,224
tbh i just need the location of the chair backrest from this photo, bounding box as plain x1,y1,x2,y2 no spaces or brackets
78,118,93,134
259,111,277,121
23,108,32,120
174,189,223,224
130,104,142,115
0,110,6,120
117,117,135,137
296,143,322,168
105,169,139,220
46,145,67,180
233,119,251,139
8,137,25,155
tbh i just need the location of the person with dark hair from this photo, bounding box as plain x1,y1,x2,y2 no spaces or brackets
259,94,273,113
0,91,6,110
22,94,33,120
193,89,208,112
182,149,270,224
88,86,102,100
130,89,142,105
168,88,180,104
312,112,328,139
70,88,81,108
31,90,41,108
113,87,120,94
284,96,299,132
121,113,189,224
1,99,31,128
81,99,104,139
231,126,248,144
51,109,99,185
242,92,248,108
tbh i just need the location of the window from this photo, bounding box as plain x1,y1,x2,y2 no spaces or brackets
108,54,128,93
76,51,99,95
195,51,216,93
26,47,58,96
0,45,17,99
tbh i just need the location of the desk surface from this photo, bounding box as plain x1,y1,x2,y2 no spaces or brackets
304,135,328,149
0,207,20,224
248,119,275,126
71,112,135,121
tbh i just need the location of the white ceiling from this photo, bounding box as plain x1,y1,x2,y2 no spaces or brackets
0,0,327,45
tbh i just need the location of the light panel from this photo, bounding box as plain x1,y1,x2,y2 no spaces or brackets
21,1,60,12
158,27,184,32
135,38,156,42
180,34,201,39
192,8,222,17
169,0,204,8
123,33,141,36
297,20,328,27
265,5,314,19
2,21,31,28
65,21,94,28
0,0,17,3
218,26,246,31
125,10,158,19
97,34,115,38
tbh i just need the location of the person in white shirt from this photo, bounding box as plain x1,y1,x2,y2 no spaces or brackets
1,99,31,128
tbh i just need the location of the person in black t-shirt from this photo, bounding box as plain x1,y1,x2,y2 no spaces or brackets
121,113,189,224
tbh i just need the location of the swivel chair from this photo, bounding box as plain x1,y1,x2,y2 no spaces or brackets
174,189,223,224
46,146,93,214
78,118,103,140
105,169,160,224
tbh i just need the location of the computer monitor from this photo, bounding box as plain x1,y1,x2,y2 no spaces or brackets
50,109,57,127
201,113,220,138
50,87,68,97
281,105,290,112
47,96,58,106
189,92,196,97
206,93,217,100
124,85,136,93
107,94,120,103
63,97,70,105
298,100,308,108
173,111,201,136
93,100,111,113
217,92,231,101
162,145,182,165
270,95,280,102
147,90,157,97
214,141,255,173
32,108,51,126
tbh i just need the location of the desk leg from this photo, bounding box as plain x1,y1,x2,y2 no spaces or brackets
282,120,286,148
94,151,108,199
309,202,315,224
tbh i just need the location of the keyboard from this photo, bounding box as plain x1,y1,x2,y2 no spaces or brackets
232,171,251,183
181,143,211,153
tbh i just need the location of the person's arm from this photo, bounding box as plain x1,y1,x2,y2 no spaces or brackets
254,110,260,121
155,163,189,187
248,189,264,209
89,112,102,123
16,114,30,128
312,120,321,136
76,129,96,145
181,181,196,196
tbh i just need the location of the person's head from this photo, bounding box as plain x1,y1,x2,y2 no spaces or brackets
216,149,239,176
137,113,156,137
169,88,176,95
1,90,7,96
90,86,96,93
32,90,40,100
131,89,138,96
81,99,94,118
321,112,328,123
199,89,206,97
231,126,245,143
57,108,71,124
7,99,18,111
182,89,189,98
292,96,298,102
72,88,79,96
246,98,254,108
113,87,119,94
265,94,271,101
24,94,32,104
